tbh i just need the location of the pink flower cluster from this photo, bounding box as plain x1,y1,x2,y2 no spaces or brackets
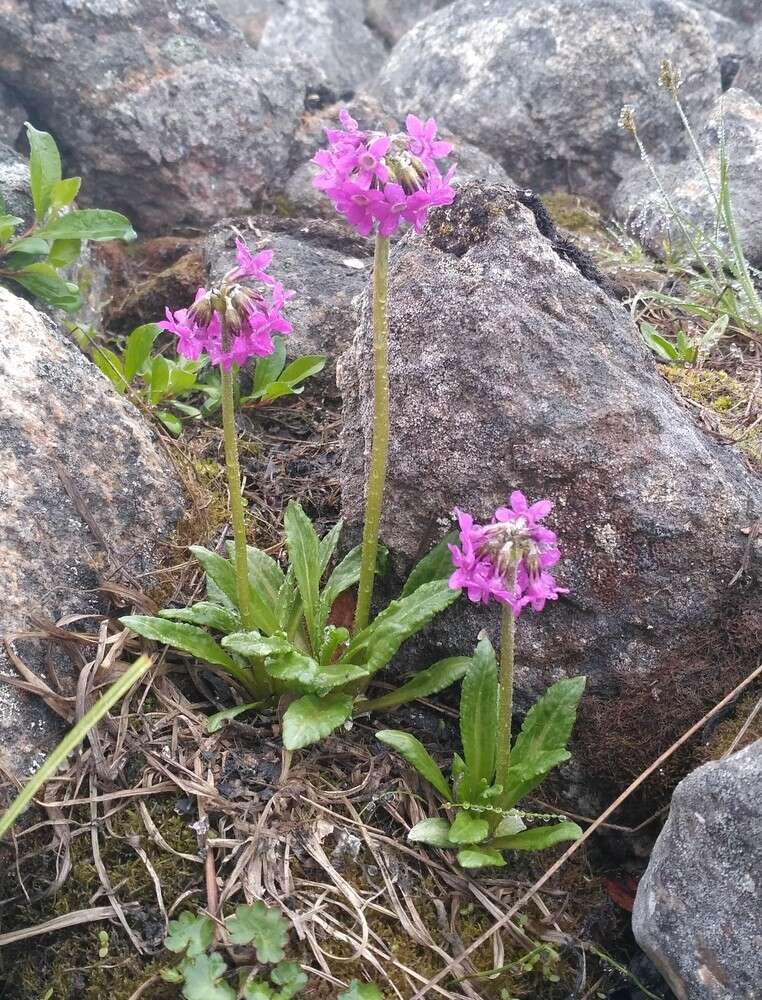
449,492,568,616
312,110,456,236
158,239,294,370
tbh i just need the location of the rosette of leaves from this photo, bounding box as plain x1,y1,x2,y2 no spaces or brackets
377,638,586,869
0,123,135,311
122,502,469,750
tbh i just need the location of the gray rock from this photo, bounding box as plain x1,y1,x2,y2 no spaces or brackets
0,142,32,225
0,82,26,147
633,739,762,1000
614,88,762,268
204,217,373,362
0,287,184,774
338,180,762,807
375,0,721,207
691,0,761,23
364,0,451,45
280,94,512,219
214,0,274,45
259,0,386,97
734,23,762,100
0,0,307,232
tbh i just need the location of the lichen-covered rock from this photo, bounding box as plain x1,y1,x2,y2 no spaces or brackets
0,82,26,146
214,0,274,46
0,287,184,773
691,0,761,23
259,0,386,96
376,0,720,206
0,142,31,225
614,88,762,267
204,217,372,362
281,94,513,219
364,0,450,45
633,740,762,999
338,181,762,809
0,0,307,231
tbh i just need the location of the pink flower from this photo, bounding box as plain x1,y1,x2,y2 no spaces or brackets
312,109,456,237
158,241,294,371
448,493,568,616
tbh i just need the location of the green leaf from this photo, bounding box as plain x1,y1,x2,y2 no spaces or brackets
36,208,136,242
338,982,383,1000
447,810,489,845
167,361,200,395
120,615,238,670
491,821,583,852
0,214,23,244
222,631,292,659
124,323,160,381
401,531,458,598
698,313,729,357
251,336,287,396
258,381,298,403
318,625,350,665
225,543,285,616
493,810,526,838
407,817,453,848
340,579,459,676
284,502,321,649
282,693,353,751
92,347,128,390
26,122,61,221
356,656,470,715
191,547,279,634
179,953,235,1000
640,322,678,362
243,980,273,1000
157,410,183,436
206,701,262,733
47,238,82,267
318,520,343,577
458,637,498,804
375,730,452,802
159,602,240,633
271,961,308,999
503,676,586,807
8,236,50,255
149,354,170,405
226,901,288,963
266,650,369,695
279,355,326,386
10,262,81,312
50,176,81,207
164,911,215,957
456,847,506,869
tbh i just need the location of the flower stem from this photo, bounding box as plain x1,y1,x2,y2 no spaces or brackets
354,233,390,634
495,601,516,805
219,323,254,631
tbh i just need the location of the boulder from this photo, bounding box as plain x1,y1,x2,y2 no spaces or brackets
204,217,373,362
0,287,184,773
259,0,386,97
338,181,762,811
364,0,451,45
0,82,26,147
633,739,762,999
0,143,32,226
0,0,307,231
614,88,762,268
280,94,513,219
691,0,761,23
375,0,721,207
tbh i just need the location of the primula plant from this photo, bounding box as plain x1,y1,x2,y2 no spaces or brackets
0,123,135,310
312,110,455,632
378,493,586,869
121,111,466,751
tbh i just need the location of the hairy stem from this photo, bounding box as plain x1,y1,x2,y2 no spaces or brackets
219,319,254,631
495,598,517,805
354,233,391,634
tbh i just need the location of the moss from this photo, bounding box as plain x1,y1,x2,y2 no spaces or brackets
541,191,604,234
695,689,762,766
0,797,198,999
